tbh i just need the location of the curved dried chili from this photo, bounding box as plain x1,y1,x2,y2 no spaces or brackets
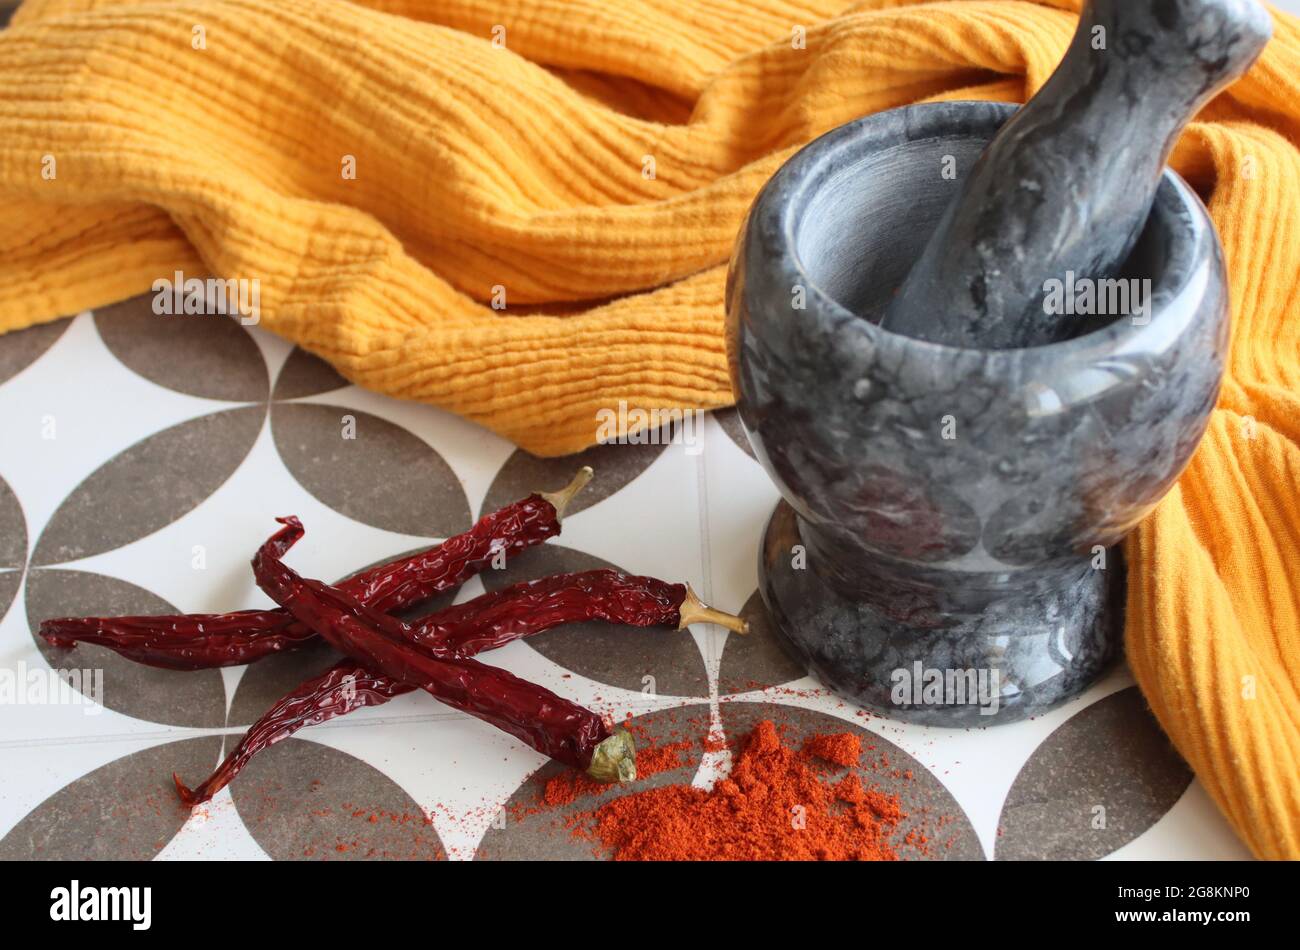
175,567,747,804
39,468,593,669
250,518,635,783
176,660,404,806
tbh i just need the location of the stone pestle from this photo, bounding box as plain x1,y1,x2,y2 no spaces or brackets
877,0,1272,350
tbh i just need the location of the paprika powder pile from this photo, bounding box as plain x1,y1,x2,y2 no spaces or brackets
584,720,904,861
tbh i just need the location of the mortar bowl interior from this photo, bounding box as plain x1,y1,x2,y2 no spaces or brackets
781,101,1204,359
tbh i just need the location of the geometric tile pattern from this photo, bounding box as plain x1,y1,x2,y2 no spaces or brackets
0,300,1252,860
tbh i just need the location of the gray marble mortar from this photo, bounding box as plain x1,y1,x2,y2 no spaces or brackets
725,101,1228,726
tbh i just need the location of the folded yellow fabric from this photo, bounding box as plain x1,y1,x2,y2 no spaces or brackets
0,0,1296,857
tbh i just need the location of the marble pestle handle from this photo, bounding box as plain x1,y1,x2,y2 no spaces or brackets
877,0,1272,350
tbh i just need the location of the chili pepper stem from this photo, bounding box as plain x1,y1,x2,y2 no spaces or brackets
538,466,594,521
677,585,749,634
587,729,636,784
173,773,202,809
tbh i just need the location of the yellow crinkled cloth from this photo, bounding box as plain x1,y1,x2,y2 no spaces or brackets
1,0,1297,857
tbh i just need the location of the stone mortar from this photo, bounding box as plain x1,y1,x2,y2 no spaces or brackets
725,101,1228,726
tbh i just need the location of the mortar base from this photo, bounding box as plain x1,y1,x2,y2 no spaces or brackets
759,502,1123,726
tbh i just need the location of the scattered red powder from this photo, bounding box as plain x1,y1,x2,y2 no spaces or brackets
585,721,904,860
802,731,862,768
539,739,692,808
541,773,596,808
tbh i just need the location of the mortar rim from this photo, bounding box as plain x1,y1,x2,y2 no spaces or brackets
755,100,1221,363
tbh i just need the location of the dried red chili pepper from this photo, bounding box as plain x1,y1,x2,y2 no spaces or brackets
175,568,747,804
37,610,305,671
249,518,636,783
176,660,401,806
409,568,748,654
39,468,593,669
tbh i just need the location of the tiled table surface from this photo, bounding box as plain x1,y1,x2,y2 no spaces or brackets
0,300,1253,860
1,0,1281,860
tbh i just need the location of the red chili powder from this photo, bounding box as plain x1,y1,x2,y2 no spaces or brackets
587,720,903,860
802,731,862,768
